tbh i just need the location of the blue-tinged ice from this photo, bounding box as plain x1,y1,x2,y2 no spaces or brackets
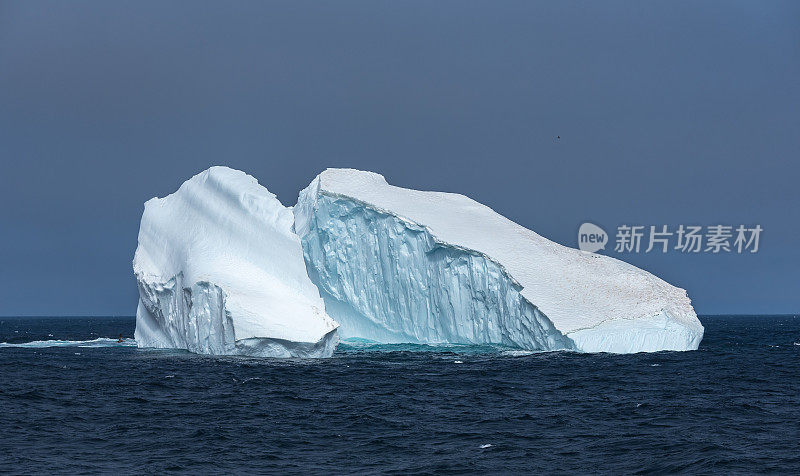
294,169,704,353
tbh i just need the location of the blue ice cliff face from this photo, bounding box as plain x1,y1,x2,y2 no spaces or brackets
295,179,574,351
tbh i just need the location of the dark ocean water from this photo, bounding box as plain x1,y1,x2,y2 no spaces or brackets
1,316,798,474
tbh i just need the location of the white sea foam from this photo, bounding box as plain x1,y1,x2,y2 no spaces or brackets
502,350,536,357
0,338,137,348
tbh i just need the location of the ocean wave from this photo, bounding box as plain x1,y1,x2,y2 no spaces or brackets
0,338,136,348
335,339,556,356
337,340,512,354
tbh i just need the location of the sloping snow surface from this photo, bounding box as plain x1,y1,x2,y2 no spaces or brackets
133,167,338,357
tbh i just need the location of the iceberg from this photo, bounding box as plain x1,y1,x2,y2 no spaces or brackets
132,165,703,357
294,168,704,353
133,167,339,357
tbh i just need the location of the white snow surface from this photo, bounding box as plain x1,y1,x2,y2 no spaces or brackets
295,168,703,353
133,166,338,357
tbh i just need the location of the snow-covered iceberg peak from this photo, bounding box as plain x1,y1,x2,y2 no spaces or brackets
295,168,704,353
133,166,338,357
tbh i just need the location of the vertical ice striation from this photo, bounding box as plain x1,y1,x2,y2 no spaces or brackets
295,169,704,353
295,192,572,350
133,167,339,358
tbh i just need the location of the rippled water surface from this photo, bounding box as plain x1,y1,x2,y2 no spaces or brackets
1,316,798,474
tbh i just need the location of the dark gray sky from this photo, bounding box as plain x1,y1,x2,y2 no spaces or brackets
1,1,797,316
